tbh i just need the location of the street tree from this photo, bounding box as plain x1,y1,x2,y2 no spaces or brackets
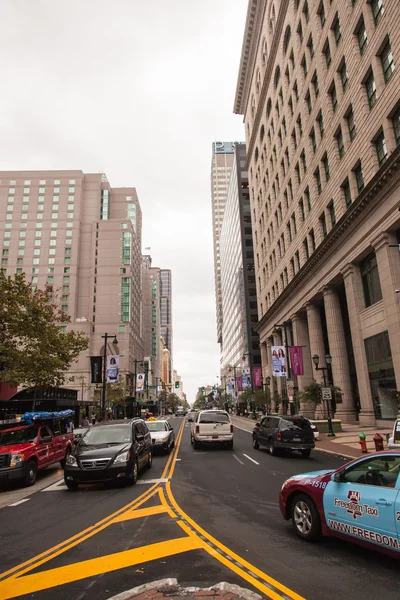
0,273,89,401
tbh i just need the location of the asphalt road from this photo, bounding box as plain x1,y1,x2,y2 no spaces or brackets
0,417,398,600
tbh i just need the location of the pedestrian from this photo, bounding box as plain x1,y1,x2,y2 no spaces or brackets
91,413,96,425
82,415,90,427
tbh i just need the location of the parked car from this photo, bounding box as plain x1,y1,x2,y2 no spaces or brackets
280,450,400,556
146,420,175,453
191,409,233,449
64,418,152,490
187,410,197,422
252,416,315,457
0,412,74,487
388,418,400,449
74,427,89,442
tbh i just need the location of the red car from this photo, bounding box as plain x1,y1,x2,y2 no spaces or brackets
280,450,400,557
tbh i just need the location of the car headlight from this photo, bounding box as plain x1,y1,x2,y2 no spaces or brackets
10,453,25,467
114,451,131,464
66,454,77,466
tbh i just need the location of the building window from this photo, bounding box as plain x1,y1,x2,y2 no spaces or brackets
393,106,400,146
355,163,364,193
297,21,303,43
312,71,319,97
381,40,395,83
305,187,311,211
329,82,338,112
295,163,301,185
121,277,131,322
320,212,327,238
301,54,307,78
322,154,330,182
318,1,326,27
343,178,352,208
315,168,322,194
300,150,307,174
336,127,345,158
305,90,312,114
360,252,382,307
371,0,384,26
365,70,377,108
307,35,314,59
288,97,293,115
304,238,309,260
332,14,341,46
375,130,388,166
357,17,368,55
347,106,356,141
340,61,349,92
310,128,317,153
317,111,324,138
323,40,331,68
328,200,336,226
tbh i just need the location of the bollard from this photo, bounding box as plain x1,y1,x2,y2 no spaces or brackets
373,433,384,452
359,431,368,453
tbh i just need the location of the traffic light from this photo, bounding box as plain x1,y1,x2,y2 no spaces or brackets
175,381,179,389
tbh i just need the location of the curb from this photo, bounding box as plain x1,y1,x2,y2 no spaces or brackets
313,446,357,460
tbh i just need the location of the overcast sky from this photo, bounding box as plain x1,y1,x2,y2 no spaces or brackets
1,0,247,403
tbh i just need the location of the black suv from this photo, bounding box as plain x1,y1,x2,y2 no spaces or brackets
64,419,152,489
252,416,315,458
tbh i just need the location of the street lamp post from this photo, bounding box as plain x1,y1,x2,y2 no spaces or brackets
261,376,271,413
101,333,118,421
228,365,238,413
273,322,292,414
312,354,335,437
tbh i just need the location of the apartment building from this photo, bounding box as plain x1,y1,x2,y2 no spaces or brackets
0,170,144,401
234,0,400,424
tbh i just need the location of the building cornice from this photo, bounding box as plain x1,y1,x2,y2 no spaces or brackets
233,0,266,116
255,145,400,335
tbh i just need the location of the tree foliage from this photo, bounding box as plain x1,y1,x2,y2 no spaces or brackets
0,273,89,389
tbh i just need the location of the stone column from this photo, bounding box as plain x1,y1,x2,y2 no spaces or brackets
292,312,314,418
373,232,400,389
305,302,326,384
260,340,269,380
342,264,376,426
322,286,357,422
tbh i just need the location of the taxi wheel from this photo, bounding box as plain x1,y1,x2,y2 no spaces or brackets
291,494,321,542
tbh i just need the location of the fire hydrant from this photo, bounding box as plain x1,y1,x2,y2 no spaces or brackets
359,432,368,453
373,433,384,452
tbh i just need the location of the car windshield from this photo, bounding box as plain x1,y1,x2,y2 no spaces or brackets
81,425,132,445
280,418,312,432
0,427,37,445
147,422,167,432
199,413,229,424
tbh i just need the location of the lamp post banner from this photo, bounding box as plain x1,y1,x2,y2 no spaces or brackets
90,356,103,384
289,346,304,376
236,376,243,392
242,367,251,389
136,373,145,393
228,377,235,393
271,346,287,377
106,355,119,383
253,367,262,388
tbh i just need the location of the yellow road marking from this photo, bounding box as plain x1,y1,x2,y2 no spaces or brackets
161,419,185,480
0,483,159,582
1,537,201,599
112,504,168,523
158,487,177,519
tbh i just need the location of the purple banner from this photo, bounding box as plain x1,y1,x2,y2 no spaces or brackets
236,376,243,392
289,346,304,376
253,367,262,388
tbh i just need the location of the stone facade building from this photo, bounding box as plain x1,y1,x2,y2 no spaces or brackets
234,0,400,424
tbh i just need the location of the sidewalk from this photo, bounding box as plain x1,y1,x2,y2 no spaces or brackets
107,579,261,600
230,414,394,460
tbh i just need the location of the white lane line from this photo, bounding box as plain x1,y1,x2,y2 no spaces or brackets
137,478,169,484
233,424,253,434
232,454,244,465
8,498,30,507
42,479,66,491
175,458,181,461
243,453,259,465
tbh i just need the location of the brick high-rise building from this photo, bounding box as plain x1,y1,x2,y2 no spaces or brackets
0,170,144,402
234,0,400,424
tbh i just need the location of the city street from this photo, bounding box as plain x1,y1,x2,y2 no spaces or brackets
0,417,399,600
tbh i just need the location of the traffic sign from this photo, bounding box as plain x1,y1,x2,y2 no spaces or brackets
322,387,332,400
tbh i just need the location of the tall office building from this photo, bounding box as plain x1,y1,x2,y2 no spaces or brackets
0,170,144,401
142,255,162,400
220,144,261,381
160,269,173,377
234,0,400,424
211,142,236,344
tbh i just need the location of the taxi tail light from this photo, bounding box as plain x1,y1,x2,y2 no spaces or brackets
276,432,282,440
230,424,234,433
195,425,200,434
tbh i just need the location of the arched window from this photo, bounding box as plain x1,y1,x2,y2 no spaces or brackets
274,66,281,89
283,26,291,54
256,69,261,95
266,98,272,117
261,37,268,66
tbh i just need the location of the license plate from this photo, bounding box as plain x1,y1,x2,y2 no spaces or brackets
293,437,301,442
212,435,218,439
395,440,400,444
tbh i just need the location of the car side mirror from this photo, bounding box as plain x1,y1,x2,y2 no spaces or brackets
333,471,344,483
136,434,144,442
40,436,52,444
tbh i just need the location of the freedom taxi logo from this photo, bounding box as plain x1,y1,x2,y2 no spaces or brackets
334,490,378,520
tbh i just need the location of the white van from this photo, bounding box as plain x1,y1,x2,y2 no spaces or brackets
191,409,233,449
